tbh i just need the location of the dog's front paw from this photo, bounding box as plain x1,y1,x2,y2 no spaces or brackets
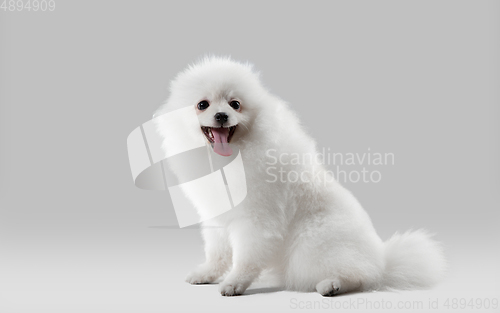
218,280,248,296
185,265,218,284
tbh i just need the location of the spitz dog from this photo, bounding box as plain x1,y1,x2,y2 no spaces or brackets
154,56,446,296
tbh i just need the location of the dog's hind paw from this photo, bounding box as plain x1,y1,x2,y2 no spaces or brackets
316,278,341,297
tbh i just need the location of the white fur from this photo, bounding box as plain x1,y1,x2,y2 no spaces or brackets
155,56,447,296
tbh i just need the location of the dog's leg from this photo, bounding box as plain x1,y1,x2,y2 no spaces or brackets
185,226,232,284
218,220,282,296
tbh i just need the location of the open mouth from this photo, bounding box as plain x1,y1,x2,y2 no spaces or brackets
201,125,237,144
201,125,237,156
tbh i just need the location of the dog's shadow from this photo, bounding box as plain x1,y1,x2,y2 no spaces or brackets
190,281,368,297
243,286,284,296
246,288,367,297
189,283,284,296
149,225,224,229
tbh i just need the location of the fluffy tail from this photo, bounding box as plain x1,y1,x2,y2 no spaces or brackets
382,229,447,290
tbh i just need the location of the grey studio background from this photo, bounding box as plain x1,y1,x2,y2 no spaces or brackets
1,1,499,312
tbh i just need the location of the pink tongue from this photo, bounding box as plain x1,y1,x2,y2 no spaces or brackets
212,128,233,156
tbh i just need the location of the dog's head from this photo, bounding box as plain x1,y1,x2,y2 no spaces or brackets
195,89,243,157
157,57,266,156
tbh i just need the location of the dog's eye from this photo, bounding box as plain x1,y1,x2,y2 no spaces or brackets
197,100,210,110
229,100,240,110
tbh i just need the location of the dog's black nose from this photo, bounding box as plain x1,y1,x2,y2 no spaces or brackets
214,112,229,124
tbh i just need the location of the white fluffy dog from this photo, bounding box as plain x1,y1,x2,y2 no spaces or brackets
154,56,446,296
